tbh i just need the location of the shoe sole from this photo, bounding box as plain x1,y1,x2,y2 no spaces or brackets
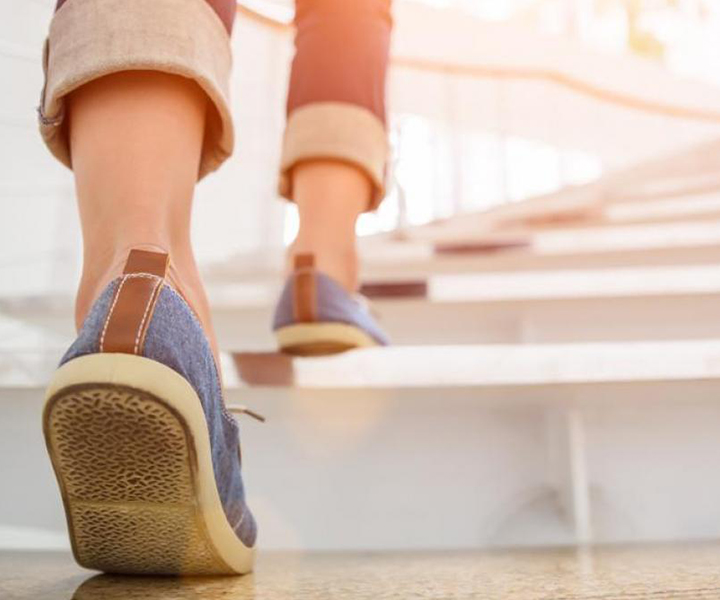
275,322,378,356
43,353,255,575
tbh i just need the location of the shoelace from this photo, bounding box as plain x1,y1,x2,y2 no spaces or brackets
227,404,266,423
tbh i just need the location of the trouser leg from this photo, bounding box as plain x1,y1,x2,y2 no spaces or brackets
279,0,393,209
39,0,237,179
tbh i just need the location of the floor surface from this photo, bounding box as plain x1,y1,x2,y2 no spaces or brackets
3,543,720,599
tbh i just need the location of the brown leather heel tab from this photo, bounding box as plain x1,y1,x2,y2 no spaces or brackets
292,253,317,323
100,249,170,355
294,253,315,270
123,249,169,277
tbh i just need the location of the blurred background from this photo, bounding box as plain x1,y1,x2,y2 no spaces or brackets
4,0,720,553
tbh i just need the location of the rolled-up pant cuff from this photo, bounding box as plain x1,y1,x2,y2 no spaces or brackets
39,0,234,179
278,102,388,211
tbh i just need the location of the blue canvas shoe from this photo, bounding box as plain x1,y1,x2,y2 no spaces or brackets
273,254,390,355
43,249,257,575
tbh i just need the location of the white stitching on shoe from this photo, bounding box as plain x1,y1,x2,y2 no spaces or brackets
133,277,163,354
124,273,161,281
99,275,128,353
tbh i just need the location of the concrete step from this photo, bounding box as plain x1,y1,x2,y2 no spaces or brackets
228,340,720,389
361,219,720,275
4,263,720,350
210,263,720,346
205,220,720,284
359,242,720,278
5,340,720,550
210,291,720,348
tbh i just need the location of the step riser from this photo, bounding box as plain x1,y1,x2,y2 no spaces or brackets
12,293,720,353
6,380,720,551
215,295,720,348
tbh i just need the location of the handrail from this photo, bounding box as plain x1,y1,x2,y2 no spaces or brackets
235,1,720,124
393,58,720,124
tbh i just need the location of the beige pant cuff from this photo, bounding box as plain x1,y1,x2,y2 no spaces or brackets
279,102,388,210
39,0,233,180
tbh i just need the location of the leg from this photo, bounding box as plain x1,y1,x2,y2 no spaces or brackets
69,71,215,357
39,0,238,364
271,0,393,353
281,0,393,292
38,2,258,575
290,160,371,291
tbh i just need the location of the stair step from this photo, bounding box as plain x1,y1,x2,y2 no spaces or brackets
361,243,720,277
357,221,720,278
4,340,719,391
207,265,720,346
7,263,720,351
390,264,720,301
229,340,720,389
5,341,720,551
205,219,720,283
208,264,720,304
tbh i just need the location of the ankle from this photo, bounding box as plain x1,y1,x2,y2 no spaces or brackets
289,239,359,292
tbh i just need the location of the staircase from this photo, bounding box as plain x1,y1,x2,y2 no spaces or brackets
4,142,720,552
5,0,720,555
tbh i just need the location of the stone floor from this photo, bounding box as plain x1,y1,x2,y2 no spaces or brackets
3,543,720,599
